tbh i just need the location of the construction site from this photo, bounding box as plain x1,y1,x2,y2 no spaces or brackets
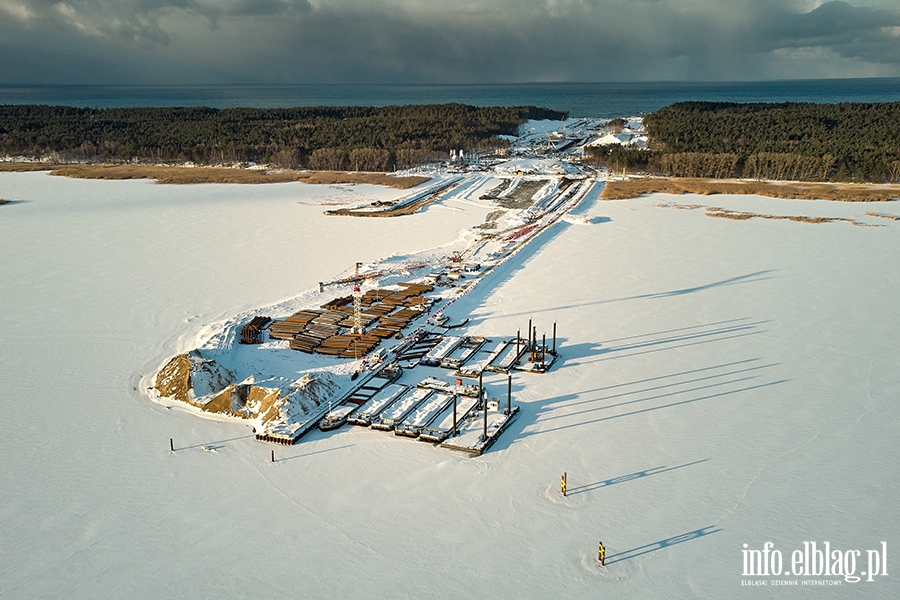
152,164,596,456
237,223,564,455
251,300,560,455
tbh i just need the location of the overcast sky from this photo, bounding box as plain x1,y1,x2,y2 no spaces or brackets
1,0,899,84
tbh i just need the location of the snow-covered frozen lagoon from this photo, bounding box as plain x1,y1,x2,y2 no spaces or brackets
1,171,898,598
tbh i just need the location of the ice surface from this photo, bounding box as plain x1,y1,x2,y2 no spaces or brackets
1,170,898,598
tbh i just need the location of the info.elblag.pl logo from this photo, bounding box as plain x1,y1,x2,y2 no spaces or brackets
741,542,888,586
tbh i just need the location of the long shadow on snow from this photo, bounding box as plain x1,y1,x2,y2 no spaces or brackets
541,357,763,405
458,218,577,328
493,270,776,322
178,434,255,450
522,378,789,439
567,459,709,496
596,320,769,355
279,444,355,462
478,318,781,454
538,361,780,420
552,318,769,371
600,317,754,345
606,525,722,565
480,321,778,453
573,329,767,368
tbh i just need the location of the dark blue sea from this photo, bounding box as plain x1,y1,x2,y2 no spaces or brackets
1,80,899,118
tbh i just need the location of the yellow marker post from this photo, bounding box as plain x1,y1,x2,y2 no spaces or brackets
561,472,567,497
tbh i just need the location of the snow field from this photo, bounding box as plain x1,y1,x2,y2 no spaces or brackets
1,171,898,598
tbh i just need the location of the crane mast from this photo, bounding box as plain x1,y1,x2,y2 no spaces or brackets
352,262,363,335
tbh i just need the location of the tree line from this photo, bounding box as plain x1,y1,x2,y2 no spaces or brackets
0,104,567,170
636,101,900,182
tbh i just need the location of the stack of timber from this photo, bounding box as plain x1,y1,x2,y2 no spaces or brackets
311,312,344,326
379,282,434,308
393,308,421,320
268,320,306,340
403,297,430,308
398,282,433,295
361,289,394,306
368,327,397,339
286,309,322,323
270,309,322,341
363,304,394,316
274,280,436,356
381,294,407,307
378,308,420,332
321,296,352,310
338,313,377,328
289,334,321,353
315,333,380,357
239,316,271,344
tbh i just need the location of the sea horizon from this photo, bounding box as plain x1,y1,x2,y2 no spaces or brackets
2,78,899,118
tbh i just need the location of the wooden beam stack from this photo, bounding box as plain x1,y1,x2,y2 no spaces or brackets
268,320,306,340
271,280,435,355
321,295,353,310
239,316,271,344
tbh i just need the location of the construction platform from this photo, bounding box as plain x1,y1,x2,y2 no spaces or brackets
253,318,558,455
440,405,520,456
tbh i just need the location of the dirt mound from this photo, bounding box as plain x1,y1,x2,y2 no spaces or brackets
154,350,235,407
154,351,340,426
261,374,341,435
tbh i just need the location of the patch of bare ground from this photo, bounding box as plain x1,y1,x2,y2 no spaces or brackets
475,209,508,230
326,196,437,218
866,211,900,221
326,179,463,218
656,201,877,227
602,177,900,203
706,208,874,226
0,163,429,189
478,179,512,201
497,180,549,209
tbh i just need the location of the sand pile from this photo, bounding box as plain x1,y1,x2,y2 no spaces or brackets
154,351,340,427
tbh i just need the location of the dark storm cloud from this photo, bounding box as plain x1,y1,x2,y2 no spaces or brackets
0,0,898,83
0,0,312,43
769,1,900,62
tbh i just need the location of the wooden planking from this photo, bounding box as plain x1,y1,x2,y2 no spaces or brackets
270,281,434,355
240,315,271,344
